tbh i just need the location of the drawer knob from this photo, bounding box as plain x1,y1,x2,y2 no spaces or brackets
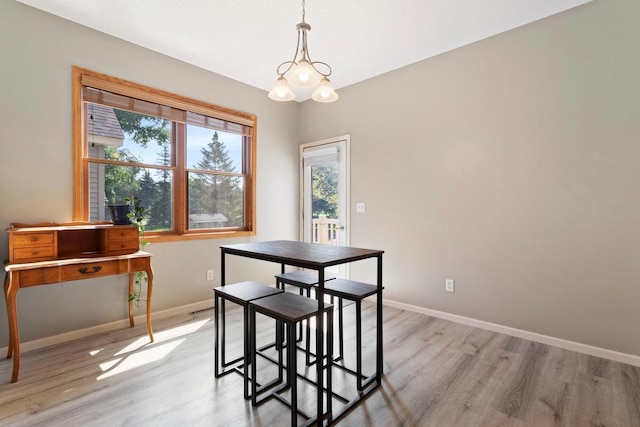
78,266,103,275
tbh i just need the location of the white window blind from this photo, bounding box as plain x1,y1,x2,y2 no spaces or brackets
302,146,339,167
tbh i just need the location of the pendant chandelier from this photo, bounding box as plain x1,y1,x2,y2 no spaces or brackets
268,0,339,103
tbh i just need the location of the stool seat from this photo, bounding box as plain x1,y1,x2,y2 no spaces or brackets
214,281,283,304
275,270,336,290
323,279,378,300
250,292,333,322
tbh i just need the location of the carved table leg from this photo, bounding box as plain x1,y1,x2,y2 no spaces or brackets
145,263,154,342
4,271,20,383
128,272,134,328
4,273,13,359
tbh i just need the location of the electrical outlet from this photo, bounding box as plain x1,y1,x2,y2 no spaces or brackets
445,279,455,292
206,269,214,281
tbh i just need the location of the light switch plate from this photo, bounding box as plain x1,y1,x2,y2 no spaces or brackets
445,279,455,292
356,202,366,213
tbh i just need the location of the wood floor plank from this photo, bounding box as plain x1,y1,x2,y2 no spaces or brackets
494,341,549,422
1,302,639,426
525,346,579,427
619,363,640,424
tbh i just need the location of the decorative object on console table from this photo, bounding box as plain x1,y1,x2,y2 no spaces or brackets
124,195,148,250
108,204,132,225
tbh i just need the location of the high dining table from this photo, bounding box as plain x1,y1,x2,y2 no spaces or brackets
220,240,384,426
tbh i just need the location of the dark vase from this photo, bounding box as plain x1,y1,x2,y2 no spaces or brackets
108,205,132,225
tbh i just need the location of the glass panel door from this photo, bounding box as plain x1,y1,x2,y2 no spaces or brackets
300,136,350,278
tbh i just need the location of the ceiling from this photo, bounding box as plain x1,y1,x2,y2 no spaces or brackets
16,0,592,101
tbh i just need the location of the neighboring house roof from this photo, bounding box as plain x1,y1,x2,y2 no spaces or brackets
87,103,124,139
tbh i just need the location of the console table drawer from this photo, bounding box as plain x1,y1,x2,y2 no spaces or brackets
13,232,55,247
106,227,139,254
107,227,138,240
60,261,120,281
107,239,139,253
13,246,56,262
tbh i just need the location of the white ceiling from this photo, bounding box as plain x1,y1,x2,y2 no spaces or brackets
17,0,592,101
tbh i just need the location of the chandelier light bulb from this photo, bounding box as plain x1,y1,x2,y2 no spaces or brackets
268,77,295,101
290,59,320,88
311,77,339,103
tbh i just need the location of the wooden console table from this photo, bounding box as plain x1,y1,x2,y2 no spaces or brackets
3,222,154,383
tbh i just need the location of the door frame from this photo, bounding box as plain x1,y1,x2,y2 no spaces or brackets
299,135,351,262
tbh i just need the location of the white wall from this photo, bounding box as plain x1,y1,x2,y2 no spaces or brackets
299,0,640,357
2,0,639,361
0,0,300,344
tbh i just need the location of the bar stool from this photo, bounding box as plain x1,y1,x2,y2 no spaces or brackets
275,270,336,364
249,291,334,426
214,281,283,399
322,278,379,391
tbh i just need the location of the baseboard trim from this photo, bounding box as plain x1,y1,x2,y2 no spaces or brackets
0,300,213,355
383,298,640,368
4,298,639,368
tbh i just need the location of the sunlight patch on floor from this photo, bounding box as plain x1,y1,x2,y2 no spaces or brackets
94,317,210,380
114,318,210,356
99,357,122,372
97,339,184,380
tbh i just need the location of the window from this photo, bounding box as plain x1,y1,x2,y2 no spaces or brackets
72,67,256,241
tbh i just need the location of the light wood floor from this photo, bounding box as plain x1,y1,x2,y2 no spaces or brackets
1,301,639,426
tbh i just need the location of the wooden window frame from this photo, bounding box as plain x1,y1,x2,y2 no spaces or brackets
72,66,257,242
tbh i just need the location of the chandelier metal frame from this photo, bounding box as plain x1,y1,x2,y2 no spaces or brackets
268,0,338,102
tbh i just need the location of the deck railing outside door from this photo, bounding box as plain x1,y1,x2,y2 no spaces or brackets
312,214,339,245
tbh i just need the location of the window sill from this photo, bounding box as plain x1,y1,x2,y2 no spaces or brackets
143,230,256,243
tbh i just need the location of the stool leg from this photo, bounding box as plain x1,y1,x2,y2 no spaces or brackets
250,306,258,406
276,320,290,387
276,319,284,351
279,283,286,350
297,287,304,343
214,293,221,377
356,300,363,390
327,307,334,417
288,321,298,426
278,321,284,385
243,305,250,399
221,298,227,366
337,297,344,362
305,287,313,366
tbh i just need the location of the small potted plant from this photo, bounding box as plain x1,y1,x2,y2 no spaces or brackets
107,204,132,225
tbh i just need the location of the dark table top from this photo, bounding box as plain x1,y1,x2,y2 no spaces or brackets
220,240,383,269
